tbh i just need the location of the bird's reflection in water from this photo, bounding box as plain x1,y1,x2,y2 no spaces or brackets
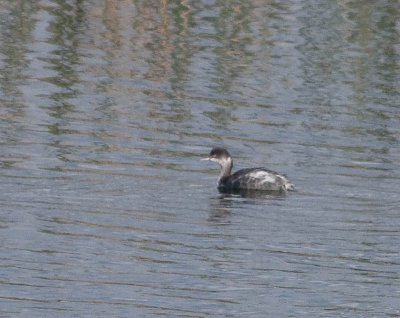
219,188,289,199
208,194,233,224
208,189,287,224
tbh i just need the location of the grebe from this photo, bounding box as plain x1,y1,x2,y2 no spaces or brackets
202,147,294,192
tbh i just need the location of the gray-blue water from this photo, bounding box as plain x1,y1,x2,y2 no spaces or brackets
1,1,399,317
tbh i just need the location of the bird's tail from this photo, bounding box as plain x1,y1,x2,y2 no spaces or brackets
284,182,295,191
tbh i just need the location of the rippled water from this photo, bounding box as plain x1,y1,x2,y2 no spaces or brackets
1,0,399,317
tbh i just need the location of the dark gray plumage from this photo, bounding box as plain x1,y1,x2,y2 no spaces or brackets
202,147,294,192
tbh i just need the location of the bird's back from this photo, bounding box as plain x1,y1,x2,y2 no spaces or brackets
220,168,294,191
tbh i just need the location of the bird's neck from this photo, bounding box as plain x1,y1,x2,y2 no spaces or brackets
218,158,233,184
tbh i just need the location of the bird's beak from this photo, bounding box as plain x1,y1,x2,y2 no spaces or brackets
200,157,210,161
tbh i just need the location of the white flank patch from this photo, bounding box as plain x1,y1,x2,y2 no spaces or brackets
248,171,276,184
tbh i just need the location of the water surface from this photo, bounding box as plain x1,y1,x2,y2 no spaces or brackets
0,0,399,317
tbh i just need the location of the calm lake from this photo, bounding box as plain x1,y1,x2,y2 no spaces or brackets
0,0,399,317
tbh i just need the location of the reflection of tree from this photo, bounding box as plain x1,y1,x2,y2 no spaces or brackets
0,2,37,159
38,1,86,166
339,0,400,103
95,1,281,128
129,0,194,124
0,2,36,110
297,1,399,163
0,1,87,167
211,1,255,93
1,0,397,163
45,0,85,118
131,0,193,93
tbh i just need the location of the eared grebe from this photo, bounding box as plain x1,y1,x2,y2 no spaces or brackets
202,147,294,192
